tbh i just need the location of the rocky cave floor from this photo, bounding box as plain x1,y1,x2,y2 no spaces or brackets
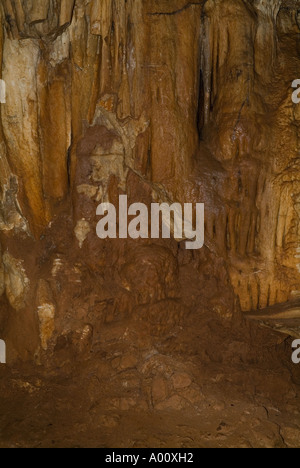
1,308,300,448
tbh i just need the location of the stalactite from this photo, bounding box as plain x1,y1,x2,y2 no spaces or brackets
253,0,282,81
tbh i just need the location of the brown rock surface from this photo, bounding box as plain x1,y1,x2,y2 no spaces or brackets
0,0,300,449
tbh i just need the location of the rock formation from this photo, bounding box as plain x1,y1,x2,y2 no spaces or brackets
0,0,299,360
1,0,300,450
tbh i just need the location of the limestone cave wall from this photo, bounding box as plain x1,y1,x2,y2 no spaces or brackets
0,0,299,362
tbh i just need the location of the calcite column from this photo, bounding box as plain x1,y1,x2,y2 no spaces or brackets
0,0,79,359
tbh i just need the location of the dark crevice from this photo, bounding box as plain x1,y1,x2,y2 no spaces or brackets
67,142,72,189
197,69,205,139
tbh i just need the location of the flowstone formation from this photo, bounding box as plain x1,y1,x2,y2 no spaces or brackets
199,0,300,312
0,0,299,360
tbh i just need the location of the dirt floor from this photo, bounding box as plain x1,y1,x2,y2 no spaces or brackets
1,308,300,449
